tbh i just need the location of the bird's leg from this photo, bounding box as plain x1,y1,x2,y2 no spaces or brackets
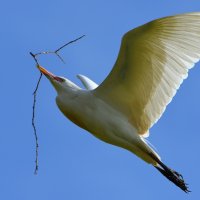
149,152,190,193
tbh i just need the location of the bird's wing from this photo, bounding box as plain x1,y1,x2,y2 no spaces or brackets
93,12,200,136
77,74,98,90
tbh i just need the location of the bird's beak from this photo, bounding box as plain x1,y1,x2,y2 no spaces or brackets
38,65,54,78
38,66,63,82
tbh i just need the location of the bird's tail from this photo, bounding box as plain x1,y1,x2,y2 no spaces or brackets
150,153,190,193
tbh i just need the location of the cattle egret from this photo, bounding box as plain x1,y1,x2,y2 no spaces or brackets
37,12,200,192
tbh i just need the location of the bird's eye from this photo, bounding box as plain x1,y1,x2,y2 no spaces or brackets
54,76,65,82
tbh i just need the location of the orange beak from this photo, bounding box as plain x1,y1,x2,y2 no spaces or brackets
38,65,64,82
38,66,55,78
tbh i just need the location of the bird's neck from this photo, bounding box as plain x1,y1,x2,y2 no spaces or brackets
56,89,89,130
56,86,80,100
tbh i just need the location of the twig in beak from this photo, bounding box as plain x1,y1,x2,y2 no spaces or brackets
32,35,85,63
30,35,85,174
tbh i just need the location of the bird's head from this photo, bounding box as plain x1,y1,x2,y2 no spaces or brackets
38,65,80,93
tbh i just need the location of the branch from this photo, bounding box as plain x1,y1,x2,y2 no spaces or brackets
32,72,42,174
32,35,85,63
30,35,85,175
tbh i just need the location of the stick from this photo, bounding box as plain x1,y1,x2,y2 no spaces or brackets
32,72,42,174
32,35,85,63
30,35,85,174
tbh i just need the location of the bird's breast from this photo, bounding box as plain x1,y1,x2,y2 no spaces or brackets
56,98,88,131
56,93,140,147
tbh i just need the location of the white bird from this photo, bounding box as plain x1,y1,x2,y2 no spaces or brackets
38,12,200,192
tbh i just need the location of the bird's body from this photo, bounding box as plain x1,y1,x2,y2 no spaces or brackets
37,12,200,192
56,85,158,165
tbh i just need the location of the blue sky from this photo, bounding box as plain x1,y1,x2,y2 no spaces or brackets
1,0,200,199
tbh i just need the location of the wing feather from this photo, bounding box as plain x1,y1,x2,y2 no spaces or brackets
77,74,98,90
93,12,200,135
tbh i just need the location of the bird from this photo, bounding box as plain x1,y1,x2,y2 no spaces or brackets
37,12,200,193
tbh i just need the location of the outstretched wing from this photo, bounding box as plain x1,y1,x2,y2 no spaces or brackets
93,12,200,135
77,74,98,90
